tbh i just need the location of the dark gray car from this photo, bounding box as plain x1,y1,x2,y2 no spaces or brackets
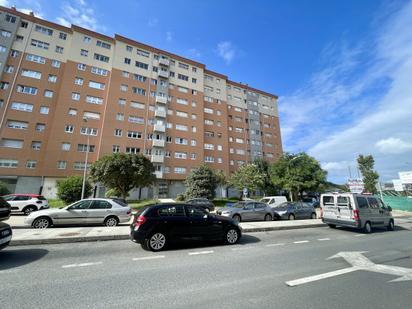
216,201,273,222
272,202,317,220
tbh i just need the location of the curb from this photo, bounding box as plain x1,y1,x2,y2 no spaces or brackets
9,223,327,246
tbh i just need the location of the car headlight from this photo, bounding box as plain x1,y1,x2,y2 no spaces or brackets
221,211,231,215
276,210,287,215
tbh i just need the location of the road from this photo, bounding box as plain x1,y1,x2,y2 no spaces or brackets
1,224,412,309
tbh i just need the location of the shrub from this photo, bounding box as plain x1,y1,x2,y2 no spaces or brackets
57,176,92,204
0,181,10,195
175,193,186,201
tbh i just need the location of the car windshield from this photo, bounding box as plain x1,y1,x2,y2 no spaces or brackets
232,202,247,208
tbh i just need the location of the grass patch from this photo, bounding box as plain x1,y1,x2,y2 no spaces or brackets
212,197,240,207
128,199,160,210
48,199,66,208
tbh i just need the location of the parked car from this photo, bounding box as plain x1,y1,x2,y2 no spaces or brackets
321,193,394,233
130,203,241,251
216,201,273,222
302,197,320,208
0,222,12,250
260,196,288,208
2,194,49,215
0,197,11,221
185,198,215,212
25,198,132,229
272,202,317,220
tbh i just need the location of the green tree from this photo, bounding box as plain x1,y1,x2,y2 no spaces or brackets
184,164,219,200
0,181,10,195
357,154,379,194
229,163,265,199
89,153,155,199
270,152,327,201
253,158,280,195
57,176,92,204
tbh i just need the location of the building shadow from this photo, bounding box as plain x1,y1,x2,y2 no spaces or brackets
0,248,48,271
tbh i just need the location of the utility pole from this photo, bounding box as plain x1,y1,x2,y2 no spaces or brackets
81,117,89,200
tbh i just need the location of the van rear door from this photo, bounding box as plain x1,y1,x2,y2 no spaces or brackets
321,195,337,220
336,196,353,222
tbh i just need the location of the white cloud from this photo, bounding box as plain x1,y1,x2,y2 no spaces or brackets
0,0,10,7
187,48,201,58
375,138,412,154
217,41,236,64
322,161,352,171
166,31,173,42
55,0,104,32
281,1,412,183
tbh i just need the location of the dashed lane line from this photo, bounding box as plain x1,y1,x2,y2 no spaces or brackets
266,243,285,247
132,255,165,261
293,240,310,244
318,238,331,241
188,250,214,255
62,262,103,268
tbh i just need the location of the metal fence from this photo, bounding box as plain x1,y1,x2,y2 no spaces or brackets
382,196,412,211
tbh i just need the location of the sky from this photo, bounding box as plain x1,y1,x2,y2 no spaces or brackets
1,0,412,184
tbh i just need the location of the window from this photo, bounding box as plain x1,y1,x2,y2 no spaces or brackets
204,144,214,150
175,137,188,145
176,111,188,118
128,116,144,124
133,74,147,82
204,156,214,163
96,40,111,49
26,54,46,64
61,143,71,151
191,139,197,146
204,107,213,114
11,102,33,112
176,124,188,131
21,69,42,79
44,90,53,98
80,49,88,57
112,145,120,153
73,77,83,85
130,101,145,109
1,30,11,38
31,39,49,50
114,129,122,136
86,96,103,105
91,66,108,76
89,81,105,90
178,62,189,69
0,81,9,89
35,123,45,132
126,147,140,154
55,46,64,54
176,98,188,105
17,85,37,95
0,139,23,149
124,58,131,65
73,162,91,170
132,87,146,96
158,205,186,217
126,45,133,52
178,73,189,81
116,113,124,121
174,152,187,159
11,50,20,58
57,161,67,169
35,25,53,36
174,167,186,174
48,75,57,83
117,98,126,106
80,127,98,136
71,92,80,101
59,32,67,40
21,21,28,28
120,84,128,92
135,61,148,70
78,63,86,71
68,108,77,116
0,159,18,168
192,78,197,84
65,125,74,133
94,53,109,62
204,119,214,125
83,36,91,43
127,131,142,139
31,141,41,150
7,120,28,129
52,60,61,68
6,15,17,23
40,106,49,114
77,144,95,152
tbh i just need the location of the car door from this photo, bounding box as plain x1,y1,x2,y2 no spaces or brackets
12,195,31,211
337,196,352,222
87,200,112,224
186,205,222,240
157,205,190,240
367,197,384,227
254,202,268,220
241,202,255,221
377,198,391,226
55,200,93,225
300,203,312,219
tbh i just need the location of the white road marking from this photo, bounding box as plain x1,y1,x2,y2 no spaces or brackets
132,255,165,261
318,238,330,241
266,243,285,247
188,250,214,255
286,251,412,287
293,240,310,244
232,246,255,251
355,234,366,237
62,261,103,268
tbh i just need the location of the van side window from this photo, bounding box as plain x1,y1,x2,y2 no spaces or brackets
322,196,334,206
367,197,379,209
337,196,350,207
356,197,368,208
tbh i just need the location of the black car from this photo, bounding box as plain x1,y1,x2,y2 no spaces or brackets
0,222,12,250
0,197,11,221
185,198,215,212
130,203,241,251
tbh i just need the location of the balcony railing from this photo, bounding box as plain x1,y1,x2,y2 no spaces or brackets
151,155,165,163
158,70,169,79
154,109,166,118
159,58,170,66
154,171,163,179
155,95,167,104
152,139,165,148
154,124,166,132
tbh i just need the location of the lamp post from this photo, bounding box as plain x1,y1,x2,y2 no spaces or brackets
81,117,89,200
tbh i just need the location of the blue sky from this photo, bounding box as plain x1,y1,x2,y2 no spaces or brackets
2,0,412,184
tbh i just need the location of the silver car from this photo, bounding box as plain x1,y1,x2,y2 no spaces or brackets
216,201,273,222
25,198,132,229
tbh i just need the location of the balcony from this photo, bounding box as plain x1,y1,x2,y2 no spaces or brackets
154,109,166,118
155,95,167,104
159,58,170,66
154,124,166,132
154,171,163,179
152,139,165,148
151,155,165,163
158,70,169,79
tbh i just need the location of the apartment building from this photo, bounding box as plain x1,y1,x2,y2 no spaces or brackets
0,6,282,198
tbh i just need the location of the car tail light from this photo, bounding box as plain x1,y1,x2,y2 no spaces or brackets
134,215,146,228
126,209,132,216
353,209,359,221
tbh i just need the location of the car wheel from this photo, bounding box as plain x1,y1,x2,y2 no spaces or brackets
146,232,167,252
311,212,317,219
232,215,241,222
364,222,372,234
288,214,295,220
328,224,336,228
23,206,36,216
387,219,395,231
0,241,11,250
264,214,272,221
32,217,51,229
224,228,240,245
104,216,119,227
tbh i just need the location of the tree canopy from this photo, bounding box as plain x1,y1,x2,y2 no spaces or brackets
89,153,155,199
57,176,92,204
270,152,327,201
183,164,219,200
253,158,280,195
229,163,265,197
357,154,379,194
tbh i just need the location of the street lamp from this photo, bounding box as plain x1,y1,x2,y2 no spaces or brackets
81,116,90,200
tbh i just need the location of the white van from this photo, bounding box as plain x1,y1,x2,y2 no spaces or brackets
321,193,394,233
260,196,288,208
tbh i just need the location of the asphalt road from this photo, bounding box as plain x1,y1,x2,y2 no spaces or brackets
1,224,412,309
